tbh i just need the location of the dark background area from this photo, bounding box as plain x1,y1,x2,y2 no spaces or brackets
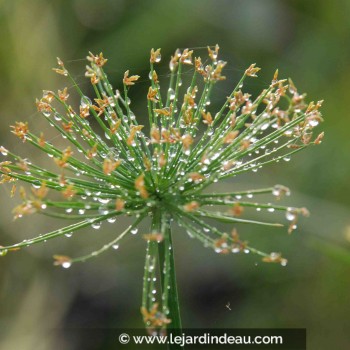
0,1,349,349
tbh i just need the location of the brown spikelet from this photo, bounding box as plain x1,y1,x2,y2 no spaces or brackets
135,174,148,199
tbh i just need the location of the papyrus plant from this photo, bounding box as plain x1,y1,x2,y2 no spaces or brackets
0,46,323,333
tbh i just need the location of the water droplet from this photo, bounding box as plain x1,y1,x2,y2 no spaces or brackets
91,222,101,229
260,123,269,131
112,244,119,250
62,261,71,269
131,228,138,235
42,110,51,117
0,147,8,156
286,209,296,221
309,119,319,127
169,60,176,72
98,208,109,215
65,232,72,238
168,88,175,101
187,230,194,238
81,96,92,108
107,217,117,223
54,113,62,121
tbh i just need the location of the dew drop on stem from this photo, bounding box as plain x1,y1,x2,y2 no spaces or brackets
286,209,296,221
81,96,92,108
62,262,71,269
91,222,101,229
168,88,175,101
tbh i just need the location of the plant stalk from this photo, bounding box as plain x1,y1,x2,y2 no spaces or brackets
157,210,183,349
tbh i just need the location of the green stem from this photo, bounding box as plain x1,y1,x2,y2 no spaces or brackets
156,210,183,349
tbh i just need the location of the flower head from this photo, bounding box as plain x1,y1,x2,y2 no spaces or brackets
0,46,323,331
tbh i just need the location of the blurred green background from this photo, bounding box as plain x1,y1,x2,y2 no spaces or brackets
0,0,349,349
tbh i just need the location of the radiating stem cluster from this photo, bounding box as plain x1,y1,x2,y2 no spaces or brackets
0,46,323,332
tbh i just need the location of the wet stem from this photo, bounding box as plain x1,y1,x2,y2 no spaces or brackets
153,208,183,349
